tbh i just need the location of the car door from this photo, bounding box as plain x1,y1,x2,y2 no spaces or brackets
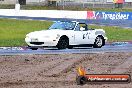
88,29,96,44
73,24,87,45
81,30,90,44
74,23,95,45
82,30,95,44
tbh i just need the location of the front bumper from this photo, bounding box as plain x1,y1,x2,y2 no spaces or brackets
25,37,59,47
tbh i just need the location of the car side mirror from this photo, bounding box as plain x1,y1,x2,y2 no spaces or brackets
80,27,85,31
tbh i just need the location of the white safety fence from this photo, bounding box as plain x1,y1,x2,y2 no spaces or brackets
0,5,87,19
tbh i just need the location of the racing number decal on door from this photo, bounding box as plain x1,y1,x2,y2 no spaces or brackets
83,32,89,39
83,34,85,39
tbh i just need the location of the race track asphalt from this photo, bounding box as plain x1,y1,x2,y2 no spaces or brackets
0,42,132,55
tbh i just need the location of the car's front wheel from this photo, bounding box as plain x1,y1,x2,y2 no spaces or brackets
57,37,69,49
93,36,104,48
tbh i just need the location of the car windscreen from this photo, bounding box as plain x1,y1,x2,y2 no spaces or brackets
49,22,76,30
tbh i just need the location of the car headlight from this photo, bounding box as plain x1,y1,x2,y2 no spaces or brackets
26,35,29,38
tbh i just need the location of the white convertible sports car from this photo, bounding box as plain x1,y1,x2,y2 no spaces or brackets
25,21,107,50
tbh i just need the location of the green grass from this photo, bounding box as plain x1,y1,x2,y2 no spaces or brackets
0,4,15,9
0,4,132,12
0,19,52,46
23,5,132,12
0,18,132,46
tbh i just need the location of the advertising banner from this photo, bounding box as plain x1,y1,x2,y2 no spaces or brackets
113,0,124,3
87,11,132,20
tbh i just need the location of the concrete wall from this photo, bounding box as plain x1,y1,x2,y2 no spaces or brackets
0,8,131,20
0,9,87,19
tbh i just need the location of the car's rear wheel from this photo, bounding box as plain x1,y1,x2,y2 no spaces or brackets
93,36,104,48
57,37,69,49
